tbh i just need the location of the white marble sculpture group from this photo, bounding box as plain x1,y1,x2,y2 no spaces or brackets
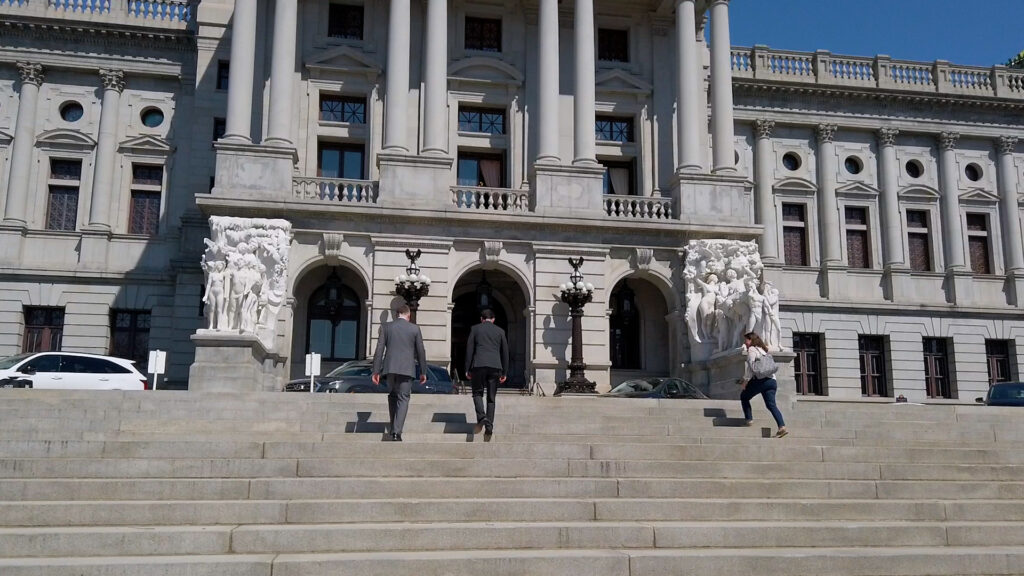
201,216,292,347
683,239,783,355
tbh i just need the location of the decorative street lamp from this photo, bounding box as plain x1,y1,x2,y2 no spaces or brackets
394,249,431,323
554,257,596,395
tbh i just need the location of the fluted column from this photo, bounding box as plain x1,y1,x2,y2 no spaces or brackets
572,0,596,165
421,0,448,155
87,69,126,231
536,0,560,164
877,127,905,267
709,0,736,173
938,132,966,270
753,119,778,260
383,0,411,152
997,136,1024,273
3,63,44,227
223,0,258,142
816,124,842,264
266,0,298,145
675,0,701,171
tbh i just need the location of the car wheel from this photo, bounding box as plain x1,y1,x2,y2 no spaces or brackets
327,388,338,393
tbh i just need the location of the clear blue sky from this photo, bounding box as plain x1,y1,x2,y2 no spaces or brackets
729,0,1023,67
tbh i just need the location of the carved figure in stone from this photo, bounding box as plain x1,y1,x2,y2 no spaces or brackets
203,260,227,330
692,273,720,342
762,280,783,351
744,276,764,336
684,282,701,345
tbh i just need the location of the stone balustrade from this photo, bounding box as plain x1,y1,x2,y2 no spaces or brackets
603,195,674,220
293,177,379,205
732,46,1024,99
451,186,530,213
2,0,194,26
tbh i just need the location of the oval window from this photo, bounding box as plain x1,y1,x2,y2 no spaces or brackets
141,108,165,128
905,159,924,179
965,163,982,182
844,156,863,175
782,152,802,171
60,102,84,123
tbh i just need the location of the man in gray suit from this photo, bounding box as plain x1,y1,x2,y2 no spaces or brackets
465,308,508,437
372,303,428,442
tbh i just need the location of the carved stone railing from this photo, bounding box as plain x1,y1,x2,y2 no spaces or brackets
732,46,1024,100
2,0,194,27
603,195,673,220
293,177,379,205
451,186,530,213
126,0,192,22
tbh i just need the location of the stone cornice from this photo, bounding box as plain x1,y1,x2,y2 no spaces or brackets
1,19,196,55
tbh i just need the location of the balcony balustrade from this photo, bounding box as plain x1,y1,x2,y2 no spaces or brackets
293,177,379,205
603,194,673,221
451,186,530,213
2,0,194,27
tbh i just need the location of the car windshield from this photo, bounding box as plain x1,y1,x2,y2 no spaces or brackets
0,353,32,370
610,379,657,394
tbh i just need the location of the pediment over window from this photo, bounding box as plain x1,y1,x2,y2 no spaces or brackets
959,188,1000,204
773,177,817,194
118,135,175,156
448,57,524,87
898,185,941,201
595,69,652,95
35,129,97,151
836,181,879,198
306,46,382,79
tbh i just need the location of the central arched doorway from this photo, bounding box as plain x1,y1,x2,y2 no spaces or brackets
291,265,369,378
451,269,529,388
608,276,672,387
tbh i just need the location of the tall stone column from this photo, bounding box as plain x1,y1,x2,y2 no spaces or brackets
877,127,905,267
535,0,560,164
422,0,448,155
2,62,44,227
266,0,298,145
87,69,125,231
997,136,1024,273
383,0,412,152
675,0,701,172
573,0,597,166
223,0,258,142
709,0,736,173
753,119,778,260
816,124,842,264
938,132,966,270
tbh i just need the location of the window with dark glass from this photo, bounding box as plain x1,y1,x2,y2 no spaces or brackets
318,142,366,179
457,152,505,188
328,3,364,40
906,209,932,272
307,269,361,362
601,159,635,195
609,281,640,369
923,337,953,399
782,203,808,266
465,16,501,52
110,310,151,365
216,60,230,90
46,159,81,232
793,333,823,395
458,106,505,135
23,307,64,353
966,213,991,274
986,339,1013,385
598,28,629,62
845,206,870,269
595,116,634,143
129,165,162,236
320,95,366,124
859,335,888,397
213,117,226,142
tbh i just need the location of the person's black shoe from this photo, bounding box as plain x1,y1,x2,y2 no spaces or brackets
394,433,403,442
484,427,493,440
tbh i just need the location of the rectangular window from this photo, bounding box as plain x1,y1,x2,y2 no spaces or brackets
320,95,366,124
216,60,230,90
458,106,506,135
110,309,151,365
318,142,365,179
858,335,888,397
598,28,629,62
457,152,505,188
465,16,501,52
923,337,953,399
595,116,634,143
129,164,162,236
23,306,64,353
793,333,824,395
601,159,635,195
46,159,82,232
782,203,808,266
328,3,364,40
213,117,226,142
966,213,991,274
845,206,871,269
906,209,932,272
986,339,1013,385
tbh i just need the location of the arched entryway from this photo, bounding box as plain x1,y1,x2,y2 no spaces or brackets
451,269,530,388
291,265,369,378
609,276,671,386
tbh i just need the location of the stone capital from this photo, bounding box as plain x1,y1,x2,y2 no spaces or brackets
815,123,837,144
938,131,960,151
16,62,44,87
99,69,126,93
998,135,1019,156
753,119,775,140
877,127,899,147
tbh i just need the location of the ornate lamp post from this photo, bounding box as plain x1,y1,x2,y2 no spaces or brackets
554,257,596,395
394,249,431,323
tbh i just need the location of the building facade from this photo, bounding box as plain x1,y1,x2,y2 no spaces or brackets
2,0,1024,400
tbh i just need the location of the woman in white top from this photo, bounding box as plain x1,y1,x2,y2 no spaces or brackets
739,332,788,438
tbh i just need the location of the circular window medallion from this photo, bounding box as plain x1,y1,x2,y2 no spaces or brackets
844,156,863,175
965,163,983,182
905,159,924,179
782,152,802,171
140,108,165,128
59,102,84,123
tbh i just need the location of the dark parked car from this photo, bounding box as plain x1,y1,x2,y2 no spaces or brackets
313,360,457,394
976,382,1024,406
283,360,359,392
605,377,708,399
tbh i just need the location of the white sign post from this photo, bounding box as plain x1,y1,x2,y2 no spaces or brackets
304,353,321,393
147,350,167,391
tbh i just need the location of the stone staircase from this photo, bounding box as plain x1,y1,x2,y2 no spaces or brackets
1,390,1023,575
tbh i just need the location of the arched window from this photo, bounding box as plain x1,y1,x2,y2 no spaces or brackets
307,269,361,361
610,281,641,369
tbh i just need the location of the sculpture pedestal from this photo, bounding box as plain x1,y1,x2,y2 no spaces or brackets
688,348,796,403
188,331,287,392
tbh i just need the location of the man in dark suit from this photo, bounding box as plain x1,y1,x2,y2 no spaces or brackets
372,303,428,441
465,308,508,437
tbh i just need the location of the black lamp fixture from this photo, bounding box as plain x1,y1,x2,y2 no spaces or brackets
394,249,431,323
554,257,596,395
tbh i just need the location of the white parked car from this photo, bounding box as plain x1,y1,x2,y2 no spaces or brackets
0,352,149,390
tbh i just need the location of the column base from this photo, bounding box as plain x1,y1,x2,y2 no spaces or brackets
819,261,848,300
944,267,975,306
1008,269,1024,308
377,152,454,210
672,170,753,224
188,330,287,392
531,162,605,218
213,141,298,201
0,223,26,266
